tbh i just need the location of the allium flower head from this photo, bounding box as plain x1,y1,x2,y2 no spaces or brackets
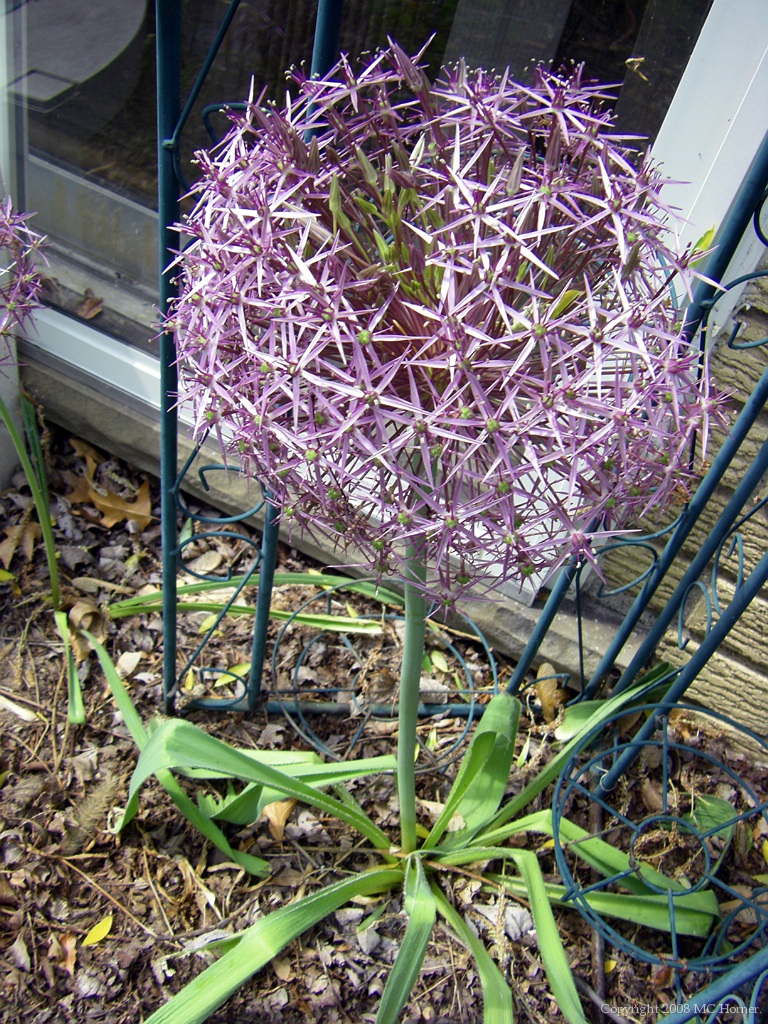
0,197,44,363
170,44,721,605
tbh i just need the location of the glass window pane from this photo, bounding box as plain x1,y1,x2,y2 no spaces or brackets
7,0,713,350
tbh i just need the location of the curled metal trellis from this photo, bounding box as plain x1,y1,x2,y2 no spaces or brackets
553,703,768,1021
158,0,342,715
163,440,278,712
267,586,500,764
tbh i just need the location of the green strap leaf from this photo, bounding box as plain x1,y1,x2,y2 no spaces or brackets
145,867,404,1024
682,794,737,875
482,668,677,833
473,810,717,900
433,885,513,1023
125,717,393,853
150,602,384,634
509,849,589,1024
487,872,719,938
200,755,398,825
55,612,85,725
424,692,520,850
83,629,149,746
107,573,403,618
0,391,60,609
84,630,268,876
377,856,437,1024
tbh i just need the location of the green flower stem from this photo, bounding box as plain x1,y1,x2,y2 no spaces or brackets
0,391,60,609
397,539,427,853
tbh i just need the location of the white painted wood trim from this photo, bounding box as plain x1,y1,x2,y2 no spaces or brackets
651,0,768,331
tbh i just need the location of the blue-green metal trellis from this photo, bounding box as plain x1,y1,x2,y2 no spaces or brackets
157,0,342,716
157,1,768,1015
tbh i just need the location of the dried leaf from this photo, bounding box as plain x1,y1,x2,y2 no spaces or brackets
115,651,142,679
0,523,40,569
91,479,152,530
69,438,102,480
8,932,31,971
59,931,77,976
415,798,464,831
536,662,566,723
82,913,113,946
262,799,297,841
62,469,93,505
185,550,224,575
175,858,218,914
357,925,381,954
74,289,104,320
0,693,38,722
640,777,664,815
651,962,674,992
69,599,103,634
75,970,108,997
0,874,17,905
67,599,105,662
22,522,41,561
66,441,153,529
272,957,294,982
72,576,135,596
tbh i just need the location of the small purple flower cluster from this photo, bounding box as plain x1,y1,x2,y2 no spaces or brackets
170,45,721,604
0,197,44,362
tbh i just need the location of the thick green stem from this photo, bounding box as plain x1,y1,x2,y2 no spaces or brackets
397,539,427,853
0,393,60,609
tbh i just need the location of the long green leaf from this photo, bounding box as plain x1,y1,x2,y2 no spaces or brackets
108,573,403,618
482,669,677,833
377,857,437,1024
84,630,149,746
433,885,513,1023
0,391,60,609
125,718,393,853
683,795,737,875
54,612,85,724
509,849,589,1024
421,732,496,849
184,748,321,780
470,810,713,898
84,631,269,876
487,873,718,937
424,692,520,850
552,664,669,739
199,755,398,825
555,816,708,896
174,602,385,633
145,867,404,1024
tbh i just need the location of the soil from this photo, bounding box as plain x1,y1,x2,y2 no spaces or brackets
2,424,768,1024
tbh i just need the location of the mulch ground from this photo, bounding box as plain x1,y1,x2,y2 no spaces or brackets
2,424,768,1024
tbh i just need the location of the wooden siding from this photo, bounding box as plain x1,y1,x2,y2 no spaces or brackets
601,271,768,732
